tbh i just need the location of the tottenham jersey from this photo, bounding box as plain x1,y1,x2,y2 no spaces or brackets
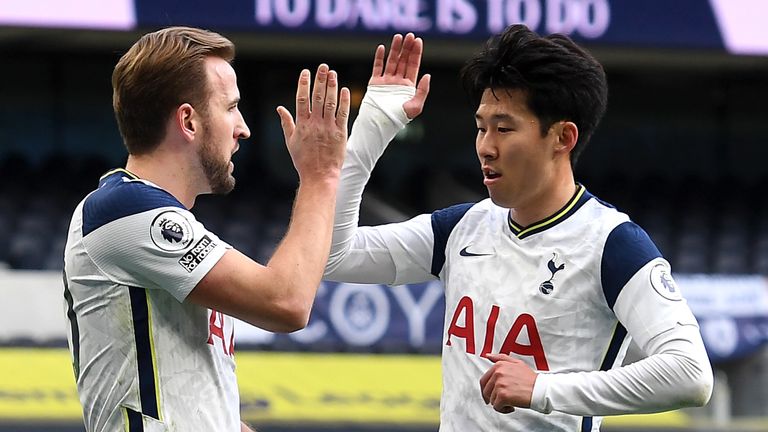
63,169,238,432
432,186,652,431
328,184,697,432
325,85,709,432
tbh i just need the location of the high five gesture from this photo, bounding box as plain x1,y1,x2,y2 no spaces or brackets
277,64,351,182
370,33,431,119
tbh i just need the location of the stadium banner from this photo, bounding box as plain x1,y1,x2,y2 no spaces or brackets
676,275,768,363
0,0,135,29
0,349,442,424
233,281,446,353
1,0,768,55
2,270,767,363
0,348,691,427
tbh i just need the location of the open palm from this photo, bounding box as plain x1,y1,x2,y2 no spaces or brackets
369,33,431,119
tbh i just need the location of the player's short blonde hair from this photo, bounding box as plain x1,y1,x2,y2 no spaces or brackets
112,26,235,155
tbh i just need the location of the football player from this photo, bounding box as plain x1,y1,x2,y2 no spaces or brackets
325,27,713,431
64,26,349,431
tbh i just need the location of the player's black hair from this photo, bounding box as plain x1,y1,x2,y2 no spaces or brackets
460,24,607,166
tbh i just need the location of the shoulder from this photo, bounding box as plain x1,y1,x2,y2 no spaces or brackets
578,192,630,226
430,200,496,277
431,199,496,228
583,193,658,259
82,171,184,237
600,221,663,308
578,190,664,308
430,199,501,238
431,202,475,232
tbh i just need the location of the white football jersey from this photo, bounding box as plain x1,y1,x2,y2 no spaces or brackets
325,85,712,432
63,169,238,432
432,187,652,431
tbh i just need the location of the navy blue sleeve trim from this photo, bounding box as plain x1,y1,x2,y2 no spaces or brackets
83,180,184,236
601,221,662,309
430,203,474,277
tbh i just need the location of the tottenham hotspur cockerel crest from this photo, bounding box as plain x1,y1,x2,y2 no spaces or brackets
539,253,565,295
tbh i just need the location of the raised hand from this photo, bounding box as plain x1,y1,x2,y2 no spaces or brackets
479,353,538,414
369,33,431,119
276,64,351,183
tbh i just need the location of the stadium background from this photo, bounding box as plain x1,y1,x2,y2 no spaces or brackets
2,0,768,431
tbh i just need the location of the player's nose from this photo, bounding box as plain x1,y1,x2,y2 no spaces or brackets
476,135,497,160
237,115,251,140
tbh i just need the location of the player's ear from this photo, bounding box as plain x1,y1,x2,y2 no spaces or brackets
552,121,578,156
177,103,198,142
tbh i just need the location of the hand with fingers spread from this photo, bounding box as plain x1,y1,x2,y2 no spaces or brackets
276,64,351,183
370,33,431,119
479,353,538,414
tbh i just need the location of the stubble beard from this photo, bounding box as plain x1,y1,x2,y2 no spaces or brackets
199,126,236,195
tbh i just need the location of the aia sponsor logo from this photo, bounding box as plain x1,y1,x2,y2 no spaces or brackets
208,309,235,357
446,295,549,371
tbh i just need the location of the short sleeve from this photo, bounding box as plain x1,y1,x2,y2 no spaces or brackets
600,221,662,309
80,179,230,302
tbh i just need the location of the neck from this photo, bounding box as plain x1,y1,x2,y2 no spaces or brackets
509,171,577,228
125,149,203,209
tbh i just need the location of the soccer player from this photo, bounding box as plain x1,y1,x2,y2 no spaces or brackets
63,27,350,431
325,27,713,431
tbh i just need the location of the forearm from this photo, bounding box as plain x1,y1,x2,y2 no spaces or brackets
327,85,415,270
531,325,713,416
241,421,255,432
188,179,340,332
268,179,339,314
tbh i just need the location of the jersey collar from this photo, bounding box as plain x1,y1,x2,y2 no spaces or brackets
507,184,591,239
98,168,139,186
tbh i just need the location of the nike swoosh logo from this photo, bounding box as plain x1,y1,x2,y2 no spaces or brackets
459,246,493,257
